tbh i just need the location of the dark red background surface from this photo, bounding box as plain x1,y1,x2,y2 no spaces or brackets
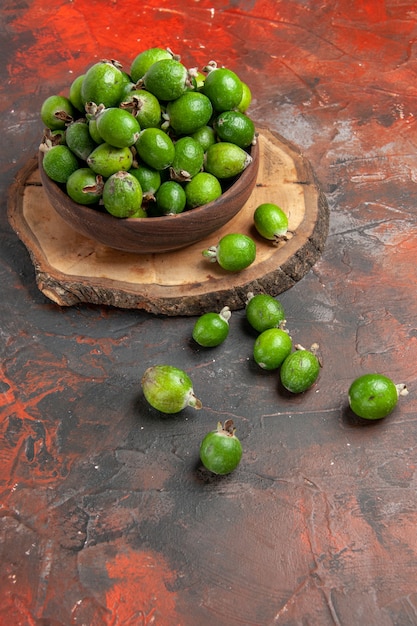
2,1,417,624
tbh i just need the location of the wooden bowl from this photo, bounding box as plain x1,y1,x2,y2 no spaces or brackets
38,141,259,254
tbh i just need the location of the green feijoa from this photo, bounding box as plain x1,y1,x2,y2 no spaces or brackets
130,47,174,83
66,167,103,205
155,181,186,215
214,110,255,148
120,89,161,128
65,119,97,160
170,136,204,182
185,172,222,208
253,328,292,370
166,92,213,135
203,66,243,112
237,81,252,113
40,95,75,130
192,306,231,347
135,128,175,170
348,374,408,420
142,59,189,101
87,143,133,177
204,142,252,179
191,125,216,151
88,117,105,144
102,170,143,218
245,293,285,333
41,144,79,183
200,420,242,475
141,364,202,414
69,74,86,112
253,203,289,242
203,233,256,272
280,349,320,394
129,164,161,199
81,60,125,108
96,107,141,148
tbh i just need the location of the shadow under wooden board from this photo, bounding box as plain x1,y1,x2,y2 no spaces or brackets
8,127,329,316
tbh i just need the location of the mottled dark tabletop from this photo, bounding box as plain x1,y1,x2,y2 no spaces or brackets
2,2,417,625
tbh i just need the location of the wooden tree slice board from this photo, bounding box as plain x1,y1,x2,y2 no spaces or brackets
8,128,328,316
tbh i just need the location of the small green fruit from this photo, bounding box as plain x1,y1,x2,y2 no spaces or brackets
253,328,292,370
40,95,75,130
245,293,285,333
280,347,320,393
41,144,79,183
166,91,213,135
141,365,202,414
192,306,231,347
66,168,103,205
185,172,222,208
130,47,174,82
203,65,243,112
81,60,125,108
348,374,408,420
204,142,252,179
214,110,255,148
203,233,256,272
65,119,97,160
96,107,141,148
142,58,189,101
254,203,289,243
87,143,133,177
102,171,143,218
200,419,242,475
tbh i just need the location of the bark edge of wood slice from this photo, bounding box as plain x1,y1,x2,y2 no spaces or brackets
7,127,329,316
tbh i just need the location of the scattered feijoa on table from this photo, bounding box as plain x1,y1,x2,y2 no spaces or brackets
202,233,256,271
192,306,231,347
245,293,286,333
348,373,408,420
253,327,292,370
141,365,202,414
200,419,243,475
280,345,320,393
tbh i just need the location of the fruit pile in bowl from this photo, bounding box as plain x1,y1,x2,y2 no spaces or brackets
38,47,259,254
